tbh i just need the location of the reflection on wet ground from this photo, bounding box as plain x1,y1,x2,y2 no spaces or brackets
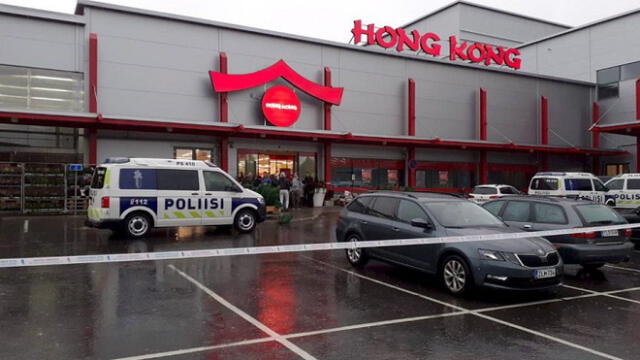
1,209,640,359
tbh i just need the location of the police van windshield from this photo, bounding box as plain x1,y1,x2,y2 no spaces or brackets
91,167,106,189
531,178,558,190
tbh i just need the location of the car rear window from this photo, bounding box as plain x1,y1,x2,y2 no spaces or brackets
533,203,567,224
90,167,106,189
472,186,497,195
499,186,518,195
530,178,558,190
575,204,625,225
564,179,592,191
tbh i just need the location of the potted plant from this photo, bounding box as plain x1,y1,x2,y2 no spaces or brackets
313,181,327,207
254,184,282,213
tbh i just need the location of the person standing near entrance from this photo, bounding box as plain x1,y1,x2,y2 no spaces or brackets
278,172,291,210
291,173,303,209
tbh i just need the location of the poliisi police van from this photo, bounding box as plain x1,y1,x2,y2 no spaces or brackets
86,158,266,238
528,172,608,203
604,173,640,209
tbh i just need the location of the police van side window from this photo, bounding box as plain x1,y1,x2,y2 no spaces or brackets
627,179,640,190
593,179,607,192
564,179,592,191
606,179,624,190
119,169,157,190
531,178,558,190
204,171,241,192
157,169,199,191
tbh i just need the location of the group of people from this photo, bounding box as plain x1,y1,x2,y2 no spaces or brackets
237,172,318,210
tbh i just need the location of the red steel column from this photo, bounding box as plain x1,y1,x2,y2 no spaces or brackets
220,137,228,172
324,143,332,187
636,78,640,120
324,67,332,131
408,147,416,188
408,78,415,136
592,102,600,175
219,53,228,123
479,88,488,184
88,33,98,165
540,96,549,172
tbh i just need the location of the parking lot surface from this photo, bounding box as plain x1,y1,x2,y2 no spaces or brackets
1,210,640,360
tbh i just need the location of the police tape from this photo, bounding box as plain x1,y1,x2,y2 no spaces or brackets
1,223,639,268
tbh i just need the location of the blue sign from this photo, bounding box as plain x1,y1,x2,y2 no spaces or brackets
69,164,84,172
408,160,417,169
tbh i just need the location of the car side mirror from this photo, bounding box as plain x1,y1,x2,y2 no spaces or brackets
411,218,433,230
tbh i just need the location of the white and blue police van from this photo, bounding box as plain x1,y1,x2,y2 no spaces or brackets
528,172,608,203
604,173,640,209
86,158,266,238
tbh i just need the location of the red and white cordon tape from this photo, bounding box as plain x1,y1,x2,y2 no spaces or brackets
1,223,638,268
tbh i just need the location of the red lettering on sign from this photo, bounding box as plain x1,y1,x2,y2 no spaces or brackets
376,26,397,48
504,48,522,70
449,36,468,61
484,45,505,66
351,20,521,70
351,19,375,45
420,33,441,56
396,28,420,52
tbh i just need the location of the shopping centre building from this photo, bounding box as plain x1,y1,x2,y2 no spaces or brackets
1,0,639,212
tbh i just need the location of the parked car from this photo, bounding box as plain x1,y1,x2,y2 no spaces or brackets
482,196,633,269
604,173,640,209
336,192,563,296
467,184,522,203
528,172,608,204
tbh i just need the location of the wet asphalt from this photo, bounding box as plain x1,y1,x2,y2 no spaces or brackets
1,209,640,360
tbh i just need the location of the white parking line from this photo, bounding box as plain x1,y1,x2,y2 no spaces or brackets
306,257,624,360
112,337,275,360
168,265,318,360
561,284,640,306
605,264,640,273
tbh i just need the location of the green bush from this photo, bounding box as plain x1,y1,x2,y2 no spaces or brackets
254,184,282,208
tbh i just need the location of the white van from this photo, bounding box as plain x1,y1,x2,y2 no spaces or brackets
528,172,608,204
604,173,640,209
86,158,266,238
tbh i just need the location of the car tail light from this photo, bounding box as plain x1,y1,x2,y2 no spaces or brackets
101,196,110,209
624,229,632,238
571,230,596,239
467,194,475,199
489,195,499,199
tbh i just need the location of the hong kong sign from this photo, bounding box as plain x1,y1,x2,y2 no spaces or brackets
351,20,522,70
210,59,343,127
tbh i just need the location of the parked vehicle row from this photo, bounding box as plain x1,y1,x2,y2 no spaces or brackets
336,191,634,297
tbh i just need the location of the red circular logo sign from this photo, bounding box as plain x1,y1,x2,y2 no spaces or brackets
261,85,301,127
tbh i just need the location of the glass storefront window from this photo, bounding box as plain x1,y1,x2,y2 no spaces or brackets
298,154,316,180
416,169,473,189
330,158,404,188
175,148,214,162
0,65,84,112
237,151,315,181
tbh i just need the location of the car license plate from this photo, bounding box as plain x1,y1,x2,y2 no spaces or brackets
534,268,556,279
601,230,618,237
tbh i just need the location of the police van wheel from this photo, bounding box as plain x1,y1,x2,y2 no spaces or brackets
234,209,257,233
124,213,151,238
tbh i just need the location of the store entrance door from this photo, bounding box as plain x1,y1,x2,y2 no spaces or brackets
237,150,317,183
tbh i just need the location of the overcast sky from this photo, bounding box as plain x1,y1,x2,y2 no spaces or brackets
2,0,640,43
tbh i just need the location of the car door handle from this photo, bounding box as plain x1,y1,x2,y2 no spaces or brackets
204,193,212,196
392,227,400,232
191,192,199,196
360,220,368,225
522,224,532,230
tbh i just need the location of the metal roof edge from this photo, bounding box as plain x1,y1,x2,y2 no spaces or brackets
518,6,640,49
0,3,85,24
398,0,570,31
75,1,595,87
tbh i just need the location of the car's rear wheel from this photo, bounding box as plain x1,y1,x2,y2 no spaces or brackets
345,234,368,267
124,213,151,238
234,209,257,233
441,255,473,296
